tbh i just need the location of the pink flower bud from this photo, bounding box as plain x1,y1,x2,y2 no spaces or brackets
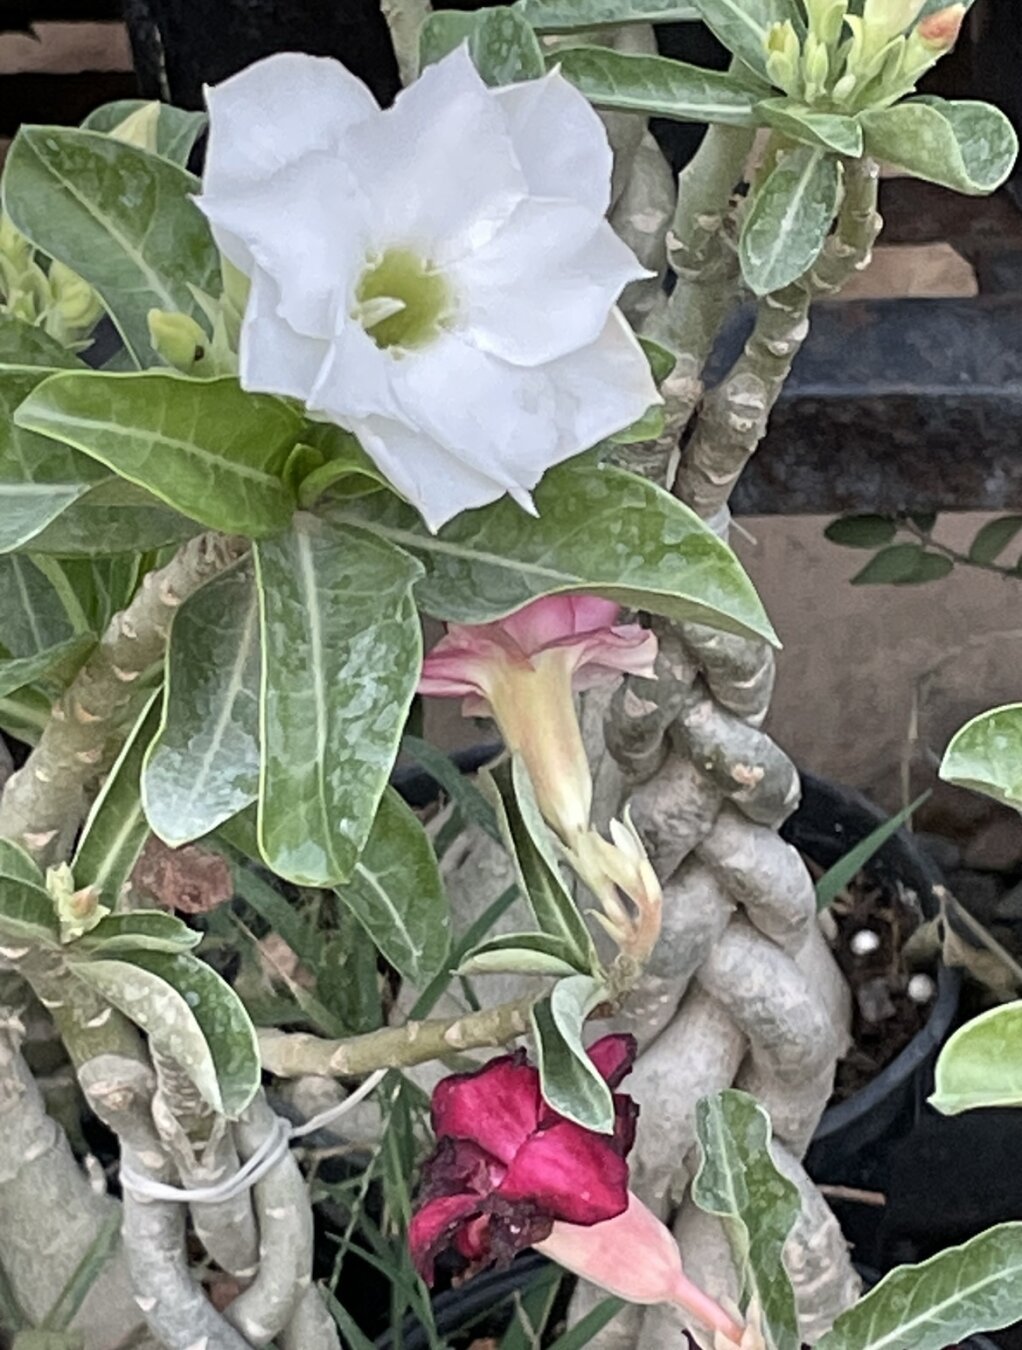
917,3,965,47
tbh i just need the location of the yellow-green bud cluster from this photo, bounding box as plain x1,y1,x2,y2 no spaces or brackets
0,215,103,348
763,0,966,112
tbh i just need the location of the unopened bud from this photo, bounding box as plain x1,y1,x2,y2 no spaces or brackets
802,34,831,100
862,0,927,41
47,260,103,339
0,214,31,272
805,0,848,46
109,101,161,153
917,3,966,49
764,20,803,92
148,308,208,371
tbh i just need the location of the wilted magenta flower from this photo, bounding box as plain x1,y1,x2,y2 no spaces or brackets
409,1034,638,1282
419,594,657,842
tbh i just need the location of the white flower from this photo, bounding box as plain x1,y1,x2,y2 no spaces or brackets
197,48,659,530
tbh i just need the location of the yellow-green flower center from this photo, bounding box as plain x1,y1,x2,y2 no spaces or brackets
355,248,450,351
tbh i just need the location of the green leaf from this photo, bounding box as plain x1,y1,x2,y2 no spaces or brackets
255,516,423,886
693,1089,801,1350
295,429,388,509
0,555,77,656
0,840,59,946
72,695,160,906
1,127,219,366
932,1002,1022,1115
71,949,260,1116
740,146,840,295
544,1299,625,1350
687,0,801,80
80,101,207,168
850,544,953,585
860,99,1018,197
15,371,299,537
531,974,614,1131
552,47,760,126
0,315,80,369
940,703,1022,811
815,791,930,912
336,461,777,645
143,560,261,846
72,910,201,956
500,1265,562,1350
0,635,94,699
639,336,677,385
516,0,697,30
824,515,898,549
460,931,586,977
422,8,545,84
758,99,864,157
336,787,451,985
23,478,197,557
816,1223,1022,1350
401,735,502,844
969,516,1022,565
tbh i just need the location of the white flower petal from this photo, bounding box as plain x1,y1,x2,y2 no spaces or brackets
452,200,651,365
494,69,613,215
342,47,526,262
198,150,371,337
238,270,330,401
545,309,661,453
203,52,378,201
308,321,405,423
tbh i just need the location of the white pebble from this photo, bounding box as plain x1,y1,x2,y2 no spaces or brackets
850,929,881,956
908,973,936,1004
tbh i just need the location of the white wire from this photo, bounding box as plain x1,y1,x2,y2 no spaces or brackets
120,1068,388,1205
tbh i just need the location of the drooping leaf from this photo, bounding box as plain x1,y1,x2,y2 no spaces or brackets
0,839,59,946
422,7,545,84
693,1089,801,1350
336,787,451,985
72,695,161,906
816,1223,1022,1350
758,99,864,157
0,315,80,369
516,0,698,30
81,100,207,167
740,145,840,295
72,910,202,956
0,635,94,700
940,704,1022,811
255,516,423,886
460,931,586,977
686,0,801,80
334,461,777,645
931,1002,1022,1115
860,99,1018,197
531,974,614,1132
553,47,760,126
850,544,953,586
71,949,260,1116
0,555,77,656
143,560,261,846
969,516,1022,565
824,515,898,549
15,372,299,537
2,127,219,366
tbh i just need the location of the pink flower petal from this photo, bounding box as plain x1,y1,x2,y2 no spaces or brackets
566,595,623,632
587,1033,637,1088
418,1136,504,1205
500,594,583,654
431,1051,542,1165
409,1193,484,1283
418,626,519,699
563,627,659,688
497,1119,629,1225
613,1093,640,1159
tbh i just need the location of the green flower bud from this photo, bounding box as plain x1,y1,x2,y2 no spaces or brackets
765,19,803,93
802,34,831,101
109,101,161,152
862,0,927,42
147,308,208,371
46,260,103,340
0,214,31,273
805,0,848,47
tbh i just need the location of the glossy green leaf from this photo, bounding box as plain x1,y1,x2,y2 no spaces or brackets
969,516,1022,565
337,787,451,985
553,47,759,125
758,99,864,157
81,100,207,167
422,8,545,84
0,555,77,656
851,544,953,585
740,145,840,295
2,127,219,366
860,99,1018,196
143,560,261,846
816,1223,1022,1350
72,910,201,956
336,461,777,645
932,1002,1022,1115
940,704,1022,811
255,516,423,886
0,635,94,700
23,478,197,557
516,0,697,29
73,695,160,906
0,315,80,369
824,515,898,549
71,950,259,1116
531,975,614,1132
687,0,800,79
16,372,299,537
693,1089,801,1350
0,840,59,946
460,931,585,977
